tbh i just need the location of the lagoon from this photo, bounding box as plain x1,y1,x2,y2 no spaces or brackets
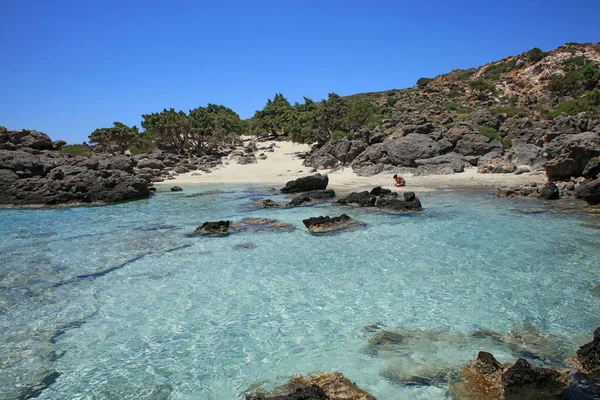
1,186,599,399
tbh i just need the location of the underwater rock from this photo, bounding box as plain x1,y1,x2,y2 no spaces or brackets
194,220,230,235
246,373,374,400
302,214,364,234
380,363,452,388
280,173,329,194
449,352,568,400
253,199,285,208
246,384,328,400
503,323,565,363
230,218,295,233
234,242,257,250
170,185,183,192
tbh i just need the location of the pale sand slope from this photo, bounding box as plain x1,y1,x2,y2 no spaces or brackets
159,140,547,193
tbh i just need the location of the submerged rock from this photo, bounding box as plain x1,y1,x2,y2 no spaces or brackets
302,214,364,234
194,220,230,235
449,352,568,400
289,189,336,206
230,218,295,233
246,372,375,400
280,173,329,194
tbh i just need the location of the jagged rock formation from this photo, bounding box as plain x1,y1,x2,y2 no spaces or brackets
0,129,150,206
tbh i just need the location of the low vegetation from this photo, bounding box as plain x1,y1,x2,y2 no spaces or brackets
478,126,512,149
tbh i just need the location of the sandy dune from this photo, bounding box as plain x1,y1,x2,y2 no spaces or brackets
159,140,547,193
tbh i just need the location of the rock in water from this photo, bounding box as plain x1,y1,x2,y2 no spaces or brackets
302,214,364,234
538,182,560,200
280,174,328,194
575,178,600,205
576,327,600,373
449,352,568,400
246,372,375,400
194,221,230,235
170,186,183,192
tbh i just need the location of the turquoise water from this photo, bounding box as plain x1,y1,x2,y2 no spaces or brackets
1,186,599,399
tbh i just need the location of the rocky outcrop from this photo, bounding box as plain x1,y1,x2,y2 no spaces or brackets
302,214,364,234
194,221,230,235
538,182,560,200
575,327,600,373
449,352,569,400
304,138,366,169
280,174,329,193
544,132,600,181
289,189,336,206
375,192,422,211
575,178,600,205
455,134,503,157
246,372,375,400
336,191,376,207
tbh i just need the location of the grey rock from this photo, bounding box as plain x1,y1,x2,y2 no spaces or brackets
455,134,504,157
280,173,328,193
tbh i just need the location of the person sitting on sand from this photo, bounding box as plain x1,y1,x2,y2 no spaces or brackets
393,174,406,187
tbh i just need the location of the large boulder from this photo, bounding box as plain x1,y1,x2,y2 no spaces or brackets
455,134,504,157
336,191,376,207
280,174,328,194
544,132,600,181
510,140,544,166
582,157,600,179
6,130,53,150
137,158,165,170
538,182,560,200
98,154,136,173
385,134,444,167
575,178,600,205
471,109,501,130
304,138,366,168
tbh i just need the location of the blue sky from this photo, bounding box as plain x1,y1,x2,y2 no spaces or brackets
1,0,599,144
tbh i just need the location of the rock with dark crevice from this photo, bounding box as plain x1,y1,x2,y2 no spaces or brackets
576,327,600,373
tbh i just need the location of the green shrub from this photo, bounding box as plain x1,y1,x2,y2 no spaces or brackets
447,87,464,99
367,123,379,130
483,59,517,80
547,71,583,96
478,126,511,149
526,47,545,62
60,144,91,157
589,88,600,107
562,55,587,71
331,130,354,140
442,102,458,111
489,106,526,117
469,79,497,96
456,69,475,81
387,91,397,97
457,113,470,121
387,97,398,107
507,95,519,106
416,77,433,88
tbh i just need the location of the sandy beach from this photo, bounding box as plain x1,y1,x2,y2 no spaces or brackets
159,140,548,193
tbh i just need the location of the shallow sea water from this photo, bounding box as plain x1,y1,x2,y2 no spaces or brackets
1,186,599,399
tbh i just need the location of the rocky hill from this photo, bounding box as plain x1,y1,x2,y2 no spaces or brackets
304,42,600,203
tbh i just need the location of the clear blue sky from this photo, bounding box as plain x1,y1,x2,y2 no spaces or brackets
1,0,599,144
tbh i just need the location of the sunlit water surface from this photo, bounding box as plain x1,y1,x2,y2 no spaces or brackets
1,186,599,399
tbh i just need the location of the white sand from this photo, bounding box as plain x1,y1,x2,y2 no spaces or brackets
158,140,547,193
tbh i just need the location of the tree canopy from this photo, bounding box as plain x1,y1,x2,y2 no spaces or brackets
88,122,140,154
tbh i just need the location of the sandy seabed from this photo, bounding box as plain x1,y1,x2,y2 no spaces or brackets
158,140,547,194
